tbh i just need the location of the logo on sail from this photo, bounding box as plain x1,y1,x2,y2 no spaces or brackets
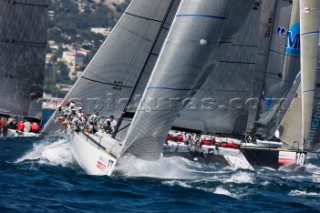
285,23,300,55
277,23,300,55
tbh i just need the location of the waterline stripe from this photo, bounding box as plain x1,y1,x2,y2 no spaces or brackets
301,31,319,37
176,14,225,19
147,87,192,91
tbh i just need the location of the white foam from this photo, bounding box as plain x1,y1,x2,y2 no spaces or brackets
289,190,320,197
223,172,254,184
214,187,236,198
116,155,201,179
15,138,74,167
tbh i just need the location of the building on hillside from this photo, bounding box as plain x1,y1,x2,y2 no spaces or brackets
90,27,112,37
61,48,90,79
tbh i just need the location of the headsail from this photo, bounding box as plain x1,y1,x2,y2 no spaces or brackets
0,0,48,121
246,0,278,133
300,0,320,151
255,0,301,138
278,73,303,149
121,0,255,160
41,0,181,136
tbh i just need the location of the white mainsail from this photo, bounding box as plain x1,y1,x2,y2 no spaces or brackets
172,1,262,136
0,0,48,120
300,0,320,150
121,0,255,161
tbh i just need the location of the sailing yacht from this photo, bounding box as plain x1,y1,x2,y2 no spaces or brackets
0,0,48,137
42,0,320,175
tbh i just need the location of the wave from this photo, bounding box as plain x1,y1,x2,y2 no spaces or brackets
15,137,75,167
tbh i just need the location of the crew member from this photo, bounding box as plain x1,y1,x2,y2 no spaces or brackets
30,122,41,133
87,110,100,134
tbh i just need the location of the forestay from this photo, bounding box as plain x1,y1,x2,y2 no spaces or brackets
0,0,48,120
41,0,181,136
121,0,255,161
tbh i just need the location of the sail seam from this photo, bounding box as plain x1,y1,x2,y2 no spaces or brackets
0,0,48,8
0,39,46,47
176,14,226,19
301,31,319,37
146,86,192,91
81,76,134,88
125,12,163,23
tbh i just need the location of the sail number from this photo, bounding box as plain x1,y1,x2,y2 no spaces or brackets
296,153,306,166
253,2,260,10
113,80,123,90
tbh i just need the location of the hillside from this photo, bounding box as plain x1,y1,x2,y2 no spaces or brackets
44,0,130,97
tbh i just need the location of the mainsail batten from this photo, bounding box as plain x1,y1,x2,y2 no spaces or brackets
0,0,48,120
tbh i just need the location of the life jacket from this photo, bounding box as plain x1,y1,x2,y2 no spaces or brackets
17,121,24,131
203,140,213,146
31,122,40,132
177,135,184,142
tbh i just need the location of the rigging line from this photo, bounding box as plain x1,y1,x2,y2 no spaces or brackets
0,39,46,47
81,76,133,89
0,0,48,8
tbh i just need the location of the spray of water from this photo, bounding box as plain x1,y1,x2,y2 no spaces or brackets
15,138,75,167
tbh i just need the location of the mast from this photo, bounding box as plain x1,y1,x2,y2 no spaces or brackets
112,0,179,139
300,0,320,150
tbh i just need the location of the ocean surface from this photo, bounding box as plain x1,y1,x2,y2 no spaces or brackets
1,138,320,213
0,110,320,212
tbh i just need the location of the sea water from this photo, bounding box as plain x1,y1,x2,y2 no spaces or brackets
0,137,320,213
